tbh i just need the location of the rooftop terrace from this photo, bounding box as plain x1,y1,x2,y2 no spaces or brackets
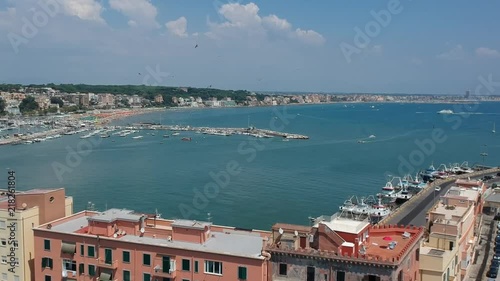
314,213,370,234
37,209,269,260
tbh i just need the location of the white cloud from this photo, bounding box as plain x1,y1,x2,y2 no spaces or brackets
109,0,159,28
207,2,325,45
475,47,500,58
60,0,105,23
166,17,188,38
437,44,465,60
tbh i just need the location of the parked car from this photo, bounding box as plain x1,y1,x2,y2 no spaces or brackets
493,255,500,261
435,186,441,192
483,175,493,181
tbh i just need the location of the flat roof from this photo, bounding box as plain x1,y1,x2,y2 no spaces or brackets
315,214,370,234
171,219,211,230
420,245,455,259
445,187,479,201
431,204,469,220
87,209,142,223
486,192,500,204
272,223,311,233
38,210,266,260
363,227,422,261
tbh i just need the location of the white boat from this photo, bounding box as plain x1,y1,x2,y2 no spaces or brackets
437,109,453,114
172,132,180,136
493,122,496,134
339,198,356,213
369,198,391,219
352,198,369,215
395,187,412,204
368,135,376,138
132,136,143,139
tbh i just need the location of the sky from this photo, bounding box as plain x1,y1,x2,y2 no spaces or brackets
1,0,500,94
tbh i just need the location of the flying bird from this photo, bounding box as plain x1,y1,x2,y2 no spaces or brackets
138,73,141,75
195,44,198,48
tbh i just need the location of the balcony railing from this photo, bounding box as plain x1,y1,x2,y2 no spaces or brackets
96,258,119,269
153,268,176,278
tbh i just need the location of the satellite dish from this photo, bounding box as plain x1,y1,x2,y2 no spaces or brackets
140,228,145,234
294,230,298,236
278,228,284,235
113,233,117,238
47,224,52,229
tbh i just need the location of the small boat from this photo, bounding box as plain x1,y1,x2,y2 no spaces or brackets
368,135,376,138
132,136,143,139
100,134,110,138
437,109,453,114
357,140,365,143
163,134,170,138
369,198,391,220
339,198,356,213
395,187,412,204
282,139,289,142
352,198,369,215
493,122,496,134
181,137,192,141
172,132,180,136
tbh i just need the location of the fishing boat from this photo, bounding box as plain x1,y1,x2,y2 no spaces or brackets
163,134,170,138
339,198,356,213
352,197,369,215
395,187,412,204
369,198,391,222
181,137,192,141
132,136,143,139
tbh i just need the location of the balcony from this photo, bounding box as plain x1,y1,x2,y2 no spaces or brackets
97,258,119,269
153,267,176,278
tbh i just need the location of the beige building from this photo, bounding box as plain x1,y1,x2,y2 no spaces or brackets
0,188,73,281
419,184,482,281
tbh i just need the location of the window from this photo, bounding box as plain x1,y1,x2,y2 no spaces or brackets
87,246,95,257
182,259,190,271
44,276,51,281
1,256,6,264
80,245,84,256
44,239,51,251
63,259,77,272
336,271,345,281
143,273,151,281
49,196,55,203
104,248,113,264
204,260,223,275
449,241,454,250
0,220,5,228
1,239,6,246
194,261,199,273
238,266,247,280
78,263,84,274
279,263,287,275
123,251,130,263
143,253,151,266
41,257,53,269
88,265,96,276
123,270,131,281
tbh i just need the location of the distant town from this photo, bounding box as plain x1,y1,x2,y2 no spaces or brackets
1,84,500,116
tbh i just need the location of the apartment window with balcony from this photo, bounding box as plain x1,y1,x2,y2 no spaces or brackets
182,259,190,271
279,263,287,275
87,246,95,257
194,261,199,273
88,265,96,276
123,270,131,281
143,273,151,281
63,259,77,272
1,238,6,246
143,253,151,266
80,245,84,256
44,276,51,281
123,251,130,263
204,260,223,275
44,239,51,251
238,266,247,280
104,248,113,264
41,257,53,269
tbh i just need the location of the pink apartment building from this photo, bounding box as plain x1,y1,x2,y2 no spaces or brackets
33,208,271,281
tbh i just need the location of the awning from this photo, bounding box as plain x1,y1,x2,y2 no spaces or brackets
99,272,111,281
61,242,76,254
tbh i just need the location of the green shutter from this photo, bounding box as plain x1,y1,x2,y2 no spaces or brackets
124,270,131,281
143,254,151,266
143,273,151,281
41,258,47,268
89,265,95,276
80,245,84,256
182,259,190,271
238,266,247,280
194,261,198,273
48,258,53,269
44,240,50,250
88,246,95,257
123,251,130,262
78,263,84,274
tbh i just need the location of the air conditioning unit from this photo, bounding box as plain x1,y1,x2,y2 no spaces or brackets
62,270,68,278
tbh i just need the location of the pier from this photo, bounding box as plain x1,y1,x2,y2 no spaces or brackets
0,123,309,146
380,167,500,226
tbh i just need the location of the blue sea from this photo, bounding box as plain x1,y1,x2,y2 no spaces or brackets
1,102,499,229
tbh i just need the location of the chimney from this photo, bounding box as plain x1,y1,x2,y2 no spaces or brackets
354,238,359,257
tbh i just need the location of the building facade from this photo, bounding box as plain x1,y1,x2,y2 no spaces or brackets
266,213,424,281
33,208,271,281
0,188,73,281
